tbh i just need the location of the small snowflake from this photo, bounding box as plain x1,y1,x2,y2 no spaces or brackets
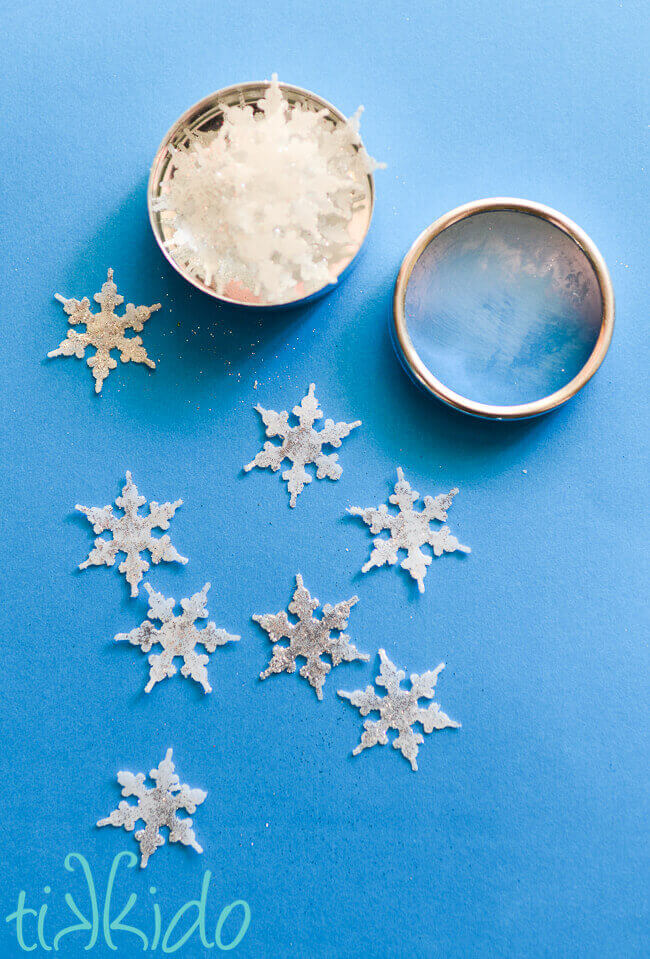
338,648,460,771
349,467,470,593
76,471,187,597
244,383,361,506
97,749,206,867
253,574,369,699
116,582,239,694
48,269,160,393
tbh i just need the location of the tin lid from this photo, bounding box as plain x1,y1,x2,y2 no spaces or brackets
392,198,614,419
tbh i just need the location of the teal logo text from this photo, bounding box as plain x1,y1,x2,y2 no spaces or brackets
5,852,251,953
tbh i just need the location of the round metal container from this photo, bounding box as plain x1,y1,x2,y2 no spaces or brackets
148,81,375,309
393,198,614,419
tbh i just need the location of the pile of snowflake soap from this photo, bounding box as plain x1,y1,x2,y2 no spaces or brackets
47,82,469,867
154,75,383,303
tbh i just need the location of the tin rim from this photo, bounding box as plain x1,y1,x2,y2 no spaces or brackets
393,198,615,420
147,81,376,308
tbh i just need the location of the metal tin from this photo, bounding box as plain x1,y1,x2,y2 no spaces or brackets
393,198,615,419
148,81,375,309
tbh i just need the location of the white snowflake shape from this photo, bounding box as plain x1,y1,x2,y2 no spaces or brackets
76,471,188,597
97,749,206,867
244,383,361,506
253,574,369,699
338,648,460,771
48,268,160,393
116,582,239,694
349,467,470,593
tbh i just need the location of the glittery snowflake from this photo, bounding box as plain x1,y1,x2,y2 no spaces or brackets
76,471,187,597
253,574,368,699
48,269,159,393
116,582,239,694
349,467,470,593
97,749,206,867
338,648,460,771
244,384,361,507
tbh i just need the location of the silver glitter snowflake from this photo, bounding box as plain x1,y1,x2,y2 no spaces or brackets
244,383,361,507
349,467,470,593
116,582,239,694
253,574,369,699
338,648,460,771
48,268,160,393
76,471,187,597
97,749,206,867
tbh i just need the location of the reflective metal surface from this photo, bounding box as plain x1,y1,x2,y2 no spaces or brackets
148,81,375,309
393,199,614,419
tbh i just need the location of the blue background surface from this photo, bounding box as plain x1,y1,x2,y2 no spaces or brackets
1,1,648,956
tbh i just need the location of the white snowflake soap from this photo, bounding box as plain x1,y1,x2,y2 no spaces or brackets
48,269,159,393
76,472,187,597
97,749,206,867
245,383,361,506
349,468,470,592
339,649,460,771
116,583,239,693
154,75,383,304
253,574,369,699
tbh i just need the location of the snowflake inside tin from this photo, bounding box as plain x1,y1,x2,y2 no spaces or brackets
48,269,159,393
116,582,239,694
349,467,470,592
97,749,206,867
338,648,460,771
244,383,361,507
155,75,383,304
76,471,187,597
253,574,369,699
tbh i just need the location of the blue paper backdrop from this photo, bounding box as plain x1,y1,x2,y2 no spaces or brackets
1,1,648,956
